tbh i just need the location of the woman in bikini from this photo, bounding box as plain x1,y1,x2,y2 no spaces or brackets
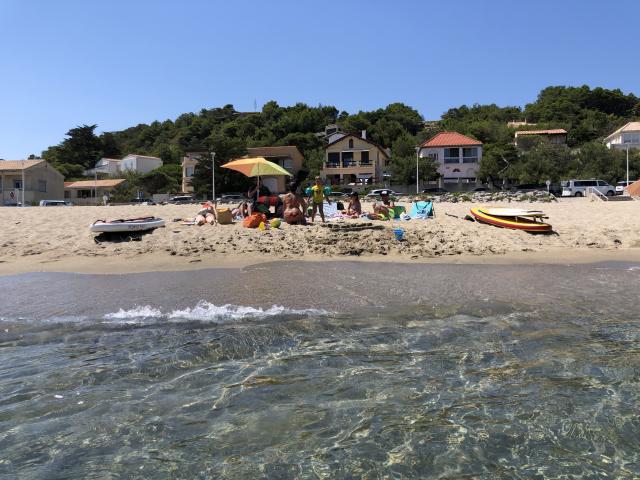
195,201,217,225
283,182,307,225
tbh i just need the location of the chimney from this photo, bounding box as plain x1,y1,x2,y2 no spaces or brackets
361,130,367,140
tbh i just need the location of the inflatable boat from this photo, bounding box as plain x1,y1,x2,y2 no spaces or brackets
90,216,165,233
470,207,552,233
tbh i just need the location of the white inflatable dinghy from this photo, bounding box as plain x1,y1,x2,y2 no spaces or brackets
90,216,165,233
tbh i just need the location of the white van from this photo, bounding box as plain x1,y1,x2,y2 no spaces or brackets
561,179,615,197
39,200,73,206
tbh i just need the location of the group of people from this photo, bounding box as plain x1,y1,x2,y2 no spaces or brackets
193,176,397,226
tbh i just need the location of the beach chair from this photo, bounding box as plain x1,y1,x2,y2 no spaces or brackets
409,201,434,219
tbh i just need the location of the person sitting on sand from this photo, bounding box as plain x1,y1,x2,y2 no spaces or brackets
308,176,331,223
195,201,217,225
283,181,307,225
247,179,271,216
370,190,395,220
347,192,362,218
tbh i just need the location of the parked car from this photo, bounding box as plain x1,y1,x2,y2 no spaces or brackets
615,180,635,195
421,187,449,195
473,187,490,192
510,184,545,192
168,195,197,204
218,193,246,203
328,191,349,198
130,198,156,205
561,179,615,197
365,189,403,199
39,200,73,206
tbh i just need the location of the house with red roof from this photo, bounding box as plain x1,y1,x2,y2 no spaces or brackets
417,132,483,185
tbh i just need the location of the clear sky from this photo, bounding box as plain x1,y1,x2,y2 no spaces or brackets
1,0,638,159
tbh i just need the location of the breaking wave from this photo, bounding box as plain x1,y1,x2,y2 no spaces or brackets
104,301,330,323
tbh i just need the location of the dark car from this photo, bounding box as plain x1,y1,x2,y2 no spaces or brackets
473,187,490,192
421,187,449,195
511,184,545,192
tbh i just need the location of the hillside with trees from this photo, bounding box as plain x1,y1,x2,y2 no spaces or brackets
39,85,639,196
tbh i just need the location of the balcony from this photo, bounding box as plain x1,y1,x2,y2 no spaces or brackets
324,161,373,169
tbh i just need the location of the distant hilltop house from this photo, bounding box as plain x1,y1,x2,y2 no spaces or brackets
507,120,537,129
64,179,126,205
181,146,304,194
418,132,483,185
514,129,567,149
322,131,390,186
316,124,347,144
0,159,64,205
604,122,640,150
85,154,163,177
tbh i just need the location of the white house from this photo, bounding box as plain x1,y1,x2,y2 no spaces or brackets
120,154,163,174
417,131,483,185
604,122,640,150
84,157,122,177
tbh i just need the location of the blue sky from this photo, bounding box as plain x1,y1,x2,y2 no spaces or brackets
1,0,638,159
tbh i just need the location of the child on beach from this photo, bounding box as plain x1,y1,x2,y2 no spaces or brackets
309,176,331,223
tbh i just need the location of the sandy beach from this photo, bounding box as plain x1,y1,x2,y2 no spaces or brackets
1,198,639,275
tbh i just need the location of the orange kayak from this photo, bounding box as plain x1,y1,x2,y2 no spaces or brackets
470,207,552,233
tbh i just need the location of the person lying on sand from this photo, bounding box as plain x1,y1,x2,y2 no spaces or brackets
346,192,362,218
283,182,307,225
195,201,217,225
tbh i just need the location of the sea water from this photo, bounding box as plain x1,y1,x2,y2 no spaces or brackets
0,262,639,479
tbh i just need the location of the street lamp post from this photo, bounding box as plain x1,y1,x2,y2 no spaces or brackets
626,143,630,187
211,151,216,203
415,147,420,194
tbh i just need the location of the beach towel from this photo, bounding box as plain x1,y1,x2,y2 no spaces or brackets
409,201,434,219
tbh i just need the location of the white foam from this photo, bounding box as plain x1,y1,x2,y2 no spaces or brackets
103,301,329,323
104,306,163,320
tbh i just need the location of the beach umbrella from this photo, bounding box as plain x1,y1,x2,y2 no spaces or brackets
221,157,292,202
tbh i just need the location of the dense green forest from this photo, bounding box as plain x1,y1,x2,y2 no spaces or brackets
39,85,640,196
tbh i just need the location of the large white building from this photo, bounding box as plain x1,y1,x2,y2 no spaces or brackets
417,131,483,185
120,154,163,174
604,122,640,150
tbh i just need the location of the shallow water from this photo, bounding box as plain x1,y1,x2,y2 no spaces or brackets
1,262,639,479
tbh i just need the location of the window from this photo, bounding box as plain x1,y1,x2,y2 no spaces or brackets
360,151,370,164
428,153,439,162
462,147,478,163
348,139,354,149
443,148,460,164
14,180,22,189
185,167,194,177
327,152,340,166
341,151,355,167
37,180,47,192
283,159,294,170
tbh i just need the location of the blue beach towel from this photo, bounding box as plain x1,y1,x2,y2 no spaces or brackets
409,201,434,219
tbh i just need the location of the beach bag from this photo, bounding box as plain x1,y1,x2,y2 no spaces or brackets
243,213,266,228
216,208,233,225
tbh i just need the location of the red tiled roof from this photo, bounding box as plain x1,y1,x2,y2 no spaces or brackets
0,159,45,171
515,129,567,136
420,132,482,148
64,179,126,189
